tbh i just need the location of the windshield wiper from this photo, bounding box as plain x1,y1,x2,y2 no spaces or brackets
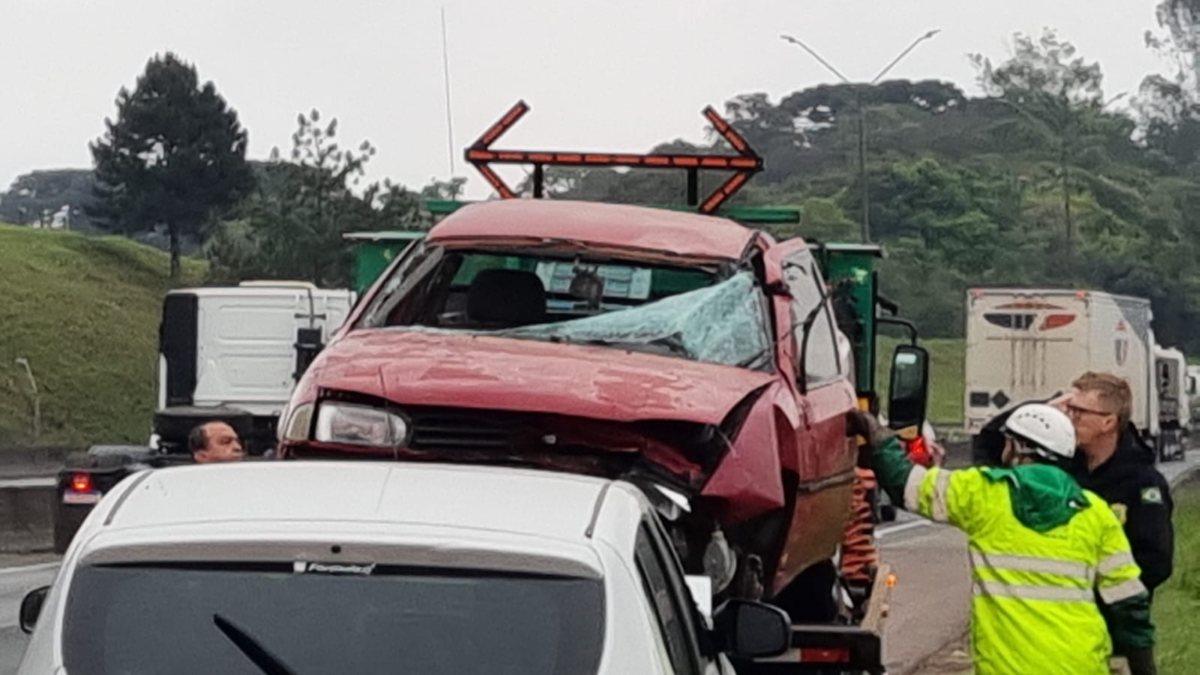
213,613,298,675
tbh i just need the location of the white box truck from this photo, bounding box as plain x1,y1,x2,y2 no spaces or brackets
963,288,1174,458
1154,345,1190,460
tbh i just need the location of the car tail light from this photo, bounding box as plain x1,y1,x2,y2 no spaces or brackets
800,647,852,664
70,472,94,493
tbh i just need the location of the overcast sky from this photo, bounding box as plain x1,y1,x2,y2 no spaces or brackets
1,0,1168,199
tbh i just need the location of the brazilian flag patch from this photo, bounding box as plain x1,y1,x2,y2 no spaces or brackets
1141,487,1164,505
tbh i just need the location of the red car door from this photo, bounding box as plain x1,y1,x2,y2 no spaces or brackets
762,238,860,591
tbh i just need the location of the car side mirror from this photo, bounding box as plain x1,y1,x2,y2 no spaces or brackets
20,586,49,634
887,344,929,432
715,599,791,659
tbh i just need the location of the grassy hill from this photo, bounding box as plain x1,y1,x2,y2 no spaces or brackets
0,223,204,449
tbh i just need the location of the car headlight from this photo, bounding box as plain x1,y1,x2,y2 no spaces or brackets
314,402,410,447
279,403,315,442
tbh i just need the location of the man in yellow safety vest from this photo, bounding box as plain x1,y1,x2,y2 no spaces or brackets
853,403,1156,675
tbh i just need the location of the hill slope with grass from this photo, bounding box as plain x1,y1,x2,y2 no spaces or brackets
0,223,203,449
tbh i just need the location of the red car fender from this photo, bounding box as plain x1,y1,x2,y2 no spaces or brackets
701,384,788,524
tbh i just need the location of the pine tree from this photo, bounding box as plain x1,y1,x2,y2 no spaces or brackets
91,52,253,278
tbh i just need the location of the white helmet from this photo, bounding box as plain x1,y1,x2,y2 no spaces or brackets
1003,403,1077,463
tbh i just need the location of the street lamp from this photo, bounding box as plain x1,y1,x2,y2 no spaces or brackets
781,30,941,242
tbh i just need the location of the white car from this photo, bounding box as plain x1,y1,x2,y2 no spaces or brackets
18,461,791,674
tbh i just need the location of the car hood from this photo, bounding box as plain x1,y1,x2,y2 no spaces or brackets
310,329,774,425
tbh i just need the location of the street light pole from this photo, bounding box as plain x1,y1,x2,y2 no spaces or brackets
856,90,869,242
781,30,941,242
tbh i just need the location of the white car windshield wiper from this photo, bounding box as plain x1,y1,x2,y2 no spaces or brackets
213,613,298,675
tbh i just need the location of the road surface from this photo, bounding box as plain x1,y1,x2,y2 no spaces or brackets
0,560,57,674
879,514,970,674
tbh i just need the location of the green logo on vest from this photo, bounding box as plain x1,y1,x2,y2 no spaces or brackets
1141,487,1163,505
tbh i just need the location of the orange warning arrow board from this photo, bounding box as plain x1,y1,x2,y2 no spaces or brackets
465,100,763,213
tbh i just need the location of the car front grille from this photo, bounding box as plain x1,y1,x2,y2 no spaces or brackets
406,408,521,452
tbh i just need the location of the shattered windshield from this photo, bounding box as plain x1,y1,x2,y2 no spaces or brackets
402,272,772,370
499,272,769,368
363,247,772,370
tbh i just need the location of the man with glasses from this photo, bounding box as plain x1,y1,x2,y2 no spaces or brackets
1062,372,1175,598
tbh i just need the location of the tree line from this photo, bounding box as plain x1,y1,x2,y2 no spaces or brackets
543,5,1200,354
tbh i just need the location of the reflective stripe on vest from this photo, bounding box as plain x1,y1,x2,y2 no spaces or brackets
970,551,1094,584
973,579,1094,602
904,465,927,512
931,469,951,522
1099,578,1147,604
1098,551,1136,576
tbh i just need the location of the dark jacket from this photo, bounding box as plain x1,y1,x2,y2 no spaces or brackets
1072,426,1175,594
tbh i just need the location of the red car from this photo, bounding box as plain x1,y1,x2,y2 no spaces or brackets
278,199,860,606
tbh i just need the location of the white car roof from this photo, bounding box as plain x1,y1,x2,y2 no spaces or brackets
98,461,613,537
77,461,649,560
29,463,674,675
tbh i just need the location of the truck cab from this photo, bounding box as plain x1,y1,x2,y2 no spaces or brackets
154,281,356,455
53,281,355,552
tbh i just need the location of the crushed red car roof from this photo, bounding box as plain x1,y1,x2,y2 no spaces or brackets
428,199,757,261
